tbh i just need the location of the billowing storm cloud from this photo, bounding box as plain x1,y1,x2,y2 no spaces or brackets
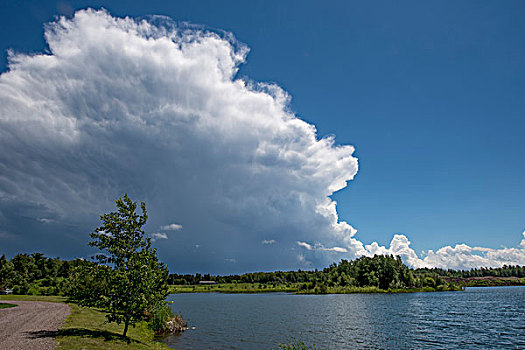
1,9,523,272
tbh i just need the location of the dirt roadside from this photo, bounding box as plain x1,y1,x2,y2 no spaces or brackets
0,300,70,350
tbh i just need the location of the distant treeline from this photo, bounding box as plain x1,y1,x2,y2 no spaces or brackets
169,255,443,290
168,257,525,290
414,265,525,278
1,252,524,295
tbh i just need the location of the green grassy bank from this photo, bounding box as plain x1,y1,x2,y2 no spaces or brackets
169,282,299,294
0,295,169,350
168,282,462,294
446,276,525,287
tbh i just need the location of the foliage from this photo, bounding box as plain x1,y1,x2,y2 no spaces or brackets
0,303,17,309
0,254,14,289
0,253,87,295
415,265,525,278
63,262,110,307
168,257,524,293
170,255,417,291
2,250,524,297
324,255,414,289
148,301,174,334
66,194,169,337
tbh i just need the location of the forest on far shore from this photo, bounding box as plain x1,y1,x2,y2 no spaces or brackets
168,256,525,291
1,252,524,296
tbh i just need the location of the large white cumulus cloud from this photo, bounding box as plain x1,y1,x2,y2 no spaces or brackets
0,9,358,271
1,9,523,272
363,233,525,270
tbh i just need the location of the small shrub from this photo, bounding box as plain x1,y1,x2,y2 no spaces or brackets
149,301,187,335
423,277,436,287
27,285,40,295
12,282,29,295
149,302,173,334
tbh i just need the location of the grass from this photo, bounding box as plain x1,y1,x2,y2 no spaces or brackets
0,294,65,302
56,304,169,350
0,302,17,308
169,282,299,294
1,295,169,350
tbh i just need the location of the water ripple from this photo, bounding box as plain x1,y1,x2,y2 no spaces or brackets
164,286,525,349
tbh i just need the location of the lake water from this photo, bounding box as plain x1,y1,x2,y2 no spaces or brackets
164,286,525,349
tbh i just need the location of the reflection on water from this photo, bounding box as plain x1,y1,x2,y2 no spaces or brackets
163,286,525,349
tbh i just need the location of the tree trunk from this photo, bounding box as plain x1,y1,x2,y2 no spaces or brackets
123,317,130,337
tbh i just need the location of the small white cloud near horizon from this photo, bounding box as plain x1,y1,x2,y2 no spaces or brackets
160,224,183,231
297,241,349,254
151,232,168,241
262,239,276,245
225,258,237,263
297,241,313,250
38,218,55,224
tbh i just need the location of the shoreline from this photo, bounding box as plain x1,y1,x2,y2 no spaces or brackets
168,283,464,295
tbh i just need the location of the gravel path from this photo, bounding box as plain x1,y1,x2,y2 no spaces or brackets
0,300,71,350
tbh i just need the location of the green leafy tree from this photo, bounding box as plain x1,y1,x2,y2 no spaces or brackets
64,261,110,306
70,194,169,337
0,254,14,289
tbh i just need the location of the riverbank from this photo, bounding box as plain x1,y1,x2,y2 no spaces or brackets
0,295,169,350
168,282,462,294
169,282,299,294
445,276,525,287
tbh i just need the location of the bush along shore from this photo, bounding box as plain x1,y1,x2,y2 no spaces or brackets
149,302,188,335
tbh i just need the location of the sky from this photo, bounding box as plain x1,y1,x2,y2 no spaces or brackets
0,1,524,273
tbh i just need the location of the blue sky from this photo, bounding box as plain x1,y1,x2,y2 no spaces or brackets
0,1,524,273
